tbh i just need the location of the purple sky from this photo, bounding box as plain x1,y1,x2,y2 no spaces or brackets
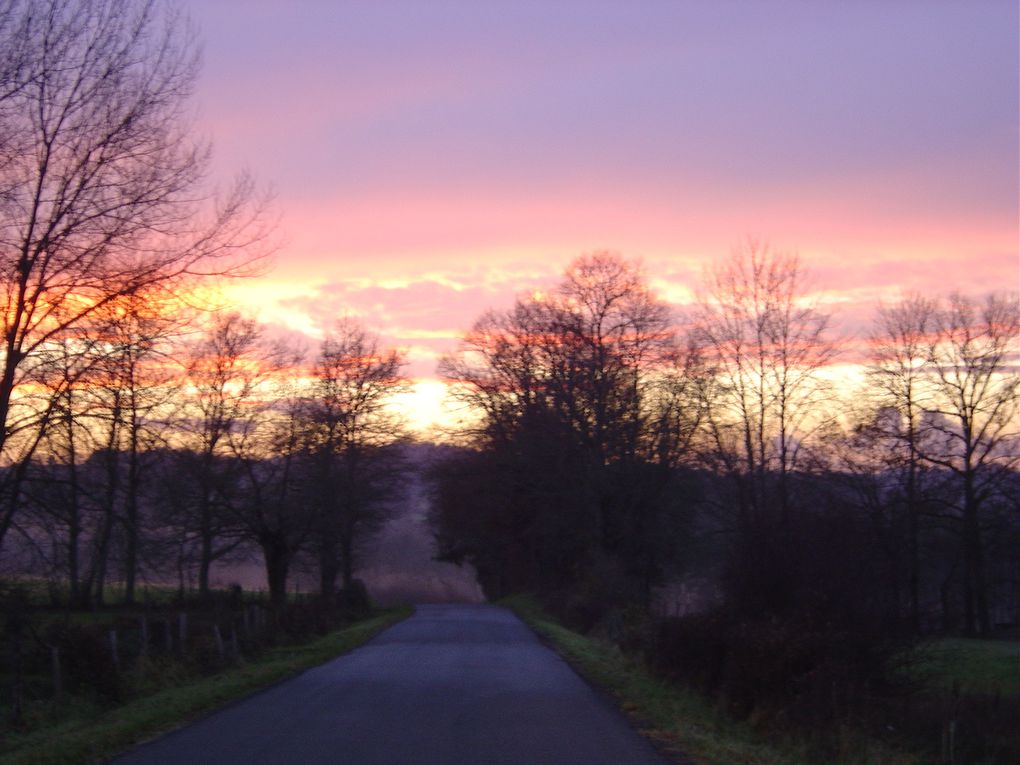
182,0,1018,424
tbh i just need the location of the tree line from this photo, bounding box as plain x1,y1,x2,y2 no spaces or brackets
1,0,1017,648
13,312,408,610
0,0,411,610
431,248,1019,638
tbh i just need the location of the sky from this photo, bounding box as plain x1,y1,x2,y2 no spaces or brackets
183,1,1019,431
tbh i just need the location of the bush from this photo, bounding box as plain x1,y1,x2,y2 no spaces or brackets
46,623,125,701
651,609,912,728
336,579,371,619
543,552,655,635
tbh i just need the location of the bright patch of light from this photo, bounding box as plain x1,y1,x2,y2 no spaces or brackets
387,378,457,434
650,278,695,306
220,280,323,338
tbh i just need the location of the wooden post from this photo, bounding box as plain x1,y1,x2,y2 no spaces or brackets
213,624,225,661
109,630,120,671
178,612,188,653
942,680,960,765
230,622,240,659
140,615,149,658
51,646,63,700
11,626,23,726
164,619,173,653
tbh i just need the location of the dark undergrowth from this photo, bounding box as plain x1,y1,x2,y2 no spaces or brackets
505,594,1019,765
0,581,410,765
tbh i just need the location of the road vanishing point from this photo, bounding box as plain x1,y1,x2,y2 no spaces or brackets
111,604,669,765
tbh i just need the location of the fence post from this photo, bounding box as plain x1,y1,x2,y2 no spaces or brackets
11,626,23,726
942,680,960,765
51,646,63,700
213,624,225,661
140,615,149,659
178,612,188,653
109,630,120,671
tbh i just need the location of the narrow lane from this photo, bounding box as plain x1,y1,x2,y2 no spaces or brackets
112,604,668,765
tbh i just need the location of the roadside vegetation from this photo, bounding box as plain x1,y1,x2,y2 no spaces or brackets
0,589,409,765
432,251,1018,764
506,595,1020,765
913,638,1020,697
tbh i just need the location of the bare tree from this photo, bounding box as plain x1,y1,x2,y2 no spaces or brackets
865,294,939,631
0,0,269,554
443,253,674,464
305,320,407,601
553,253,674,465
692,241,836,615
694,241,835,522
87,292,185,603
648,337,709,470
18,337,100,605
436,253,688,606
922,292,1020,635
180,312,277,599
230,395,312,611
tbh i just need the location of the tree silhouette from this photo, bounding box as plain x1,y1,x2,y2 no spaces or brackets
0,0,269,555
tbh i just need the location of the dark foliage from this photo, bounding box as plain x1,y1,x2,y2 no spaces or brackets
430,445,695,629
433,255,701,624
43,623,124,701
336,579,372,619
651,610,911,727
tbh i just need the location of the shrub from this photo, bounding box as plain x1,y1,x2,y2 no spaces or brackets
336,579,371,619
651,609,912,728
45,623,124,701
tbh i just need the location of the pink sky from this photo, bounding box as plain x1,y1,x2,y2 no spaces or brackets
186,1,1018,428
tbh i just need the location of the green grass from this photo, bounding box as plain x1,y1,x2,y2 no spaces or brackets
501,595,919,765
0,608,411,765
915,638,1020,696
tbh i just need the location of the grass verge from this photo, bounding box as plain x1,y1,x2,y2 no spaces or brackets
501,595,919,765
0,607,411,765
914,637,1020,696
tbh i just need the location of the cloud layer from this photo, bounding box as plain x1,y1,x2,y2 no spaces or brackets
188,1,1018,427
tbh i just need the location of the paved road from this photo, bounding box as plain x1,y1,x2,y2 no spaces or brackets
111,604,669,765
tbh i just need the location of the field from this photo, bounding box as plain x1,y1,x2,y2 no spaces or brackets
915,638,1020,697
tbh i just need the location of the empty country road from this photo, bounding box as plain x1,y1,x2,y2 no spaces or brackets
111,604,669,765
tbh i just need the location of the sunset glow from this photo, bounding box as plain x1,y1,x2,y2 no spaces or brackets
185,1,1018,431
4,4,1020,743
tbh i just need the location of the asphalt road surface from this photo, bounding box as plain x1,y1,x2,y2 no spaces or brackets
111,604,669,765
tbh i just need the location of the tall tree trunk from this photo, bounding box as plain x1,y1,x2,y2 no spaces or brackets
906,457,920,634
962,472,989,635
262,535,290,611
198,517,213,600
68,507,81,606
123,420,140,605
198,460,215,600
94,420,122,607
65,399,84,607
341,533,354,591
318,543,339,601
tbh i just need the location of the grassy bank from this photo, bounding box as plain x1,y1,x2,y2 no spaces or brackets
0,608,411,765
914,637,1020,696
502,595,920,765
